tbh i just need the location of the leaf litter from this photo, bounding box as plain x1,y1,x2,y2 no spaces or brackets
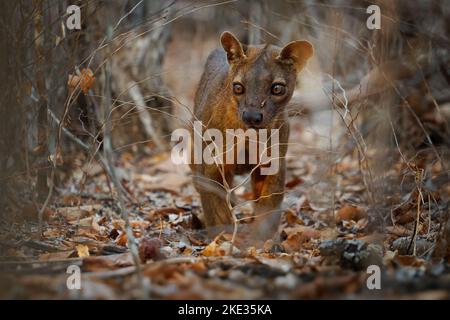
1,128,449,299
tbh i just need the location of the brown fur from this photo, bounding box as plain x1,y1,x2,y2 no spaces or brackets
190,31,313,239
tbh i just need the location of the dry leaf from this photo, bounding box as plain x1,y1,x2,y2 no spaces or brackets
116,232,128,247
68,68,95,95
61,194,81,206
394,255,426,267
246,246,257,257
282,226,321,239
82,253,133,272
130,220,150,230
58,205,101,221
202,240,220,257
386,225,413,237
76,244,90,257
285,177,304,189
281,226,321,253
75,216,93,227
285,209,303,225
282,233,309,253
263,239,275,252
80,68,95,94
335,205,366,223
139,237,164,262
67,74,80,92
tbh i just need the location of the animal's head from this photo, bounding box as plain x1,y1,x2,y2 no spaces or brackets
221,31,313,129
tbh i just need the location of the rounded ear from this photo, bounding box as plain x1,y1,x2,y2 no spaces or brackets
277,40,314,71
220,31,246,64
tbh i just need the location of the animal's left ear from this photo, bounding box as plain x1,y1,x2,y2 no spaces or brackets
277,40,314,71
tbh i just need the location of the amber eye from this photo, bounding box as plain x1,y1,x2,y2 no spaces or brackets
271,83,286,96
233,83,245,95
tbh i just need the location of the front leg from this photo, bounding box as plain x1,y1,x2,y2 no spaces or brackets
251,159,286,240
192,163,234,230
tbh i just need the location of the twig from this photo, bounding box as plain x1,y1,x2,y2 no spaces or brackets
0,258,82,266
47,107,115,184
102,22,148,299
37,167,55,237
408,169,424,255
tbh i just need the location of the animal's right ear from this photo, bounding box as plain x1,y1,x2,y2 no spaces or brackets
220,31,246,64
277,40,314,72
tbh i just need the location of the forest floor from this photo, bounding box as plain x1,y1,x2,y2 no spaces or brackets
1,114,450,299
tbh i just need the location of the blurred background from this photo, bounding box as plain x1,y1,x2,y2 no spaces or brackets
0,0,449,299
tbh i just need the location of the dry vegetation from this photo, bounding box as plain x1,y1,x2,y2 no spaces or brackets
0,0,449,299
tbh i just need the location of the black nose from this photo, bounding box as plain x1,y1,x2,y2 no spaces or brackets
242,111,263,126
